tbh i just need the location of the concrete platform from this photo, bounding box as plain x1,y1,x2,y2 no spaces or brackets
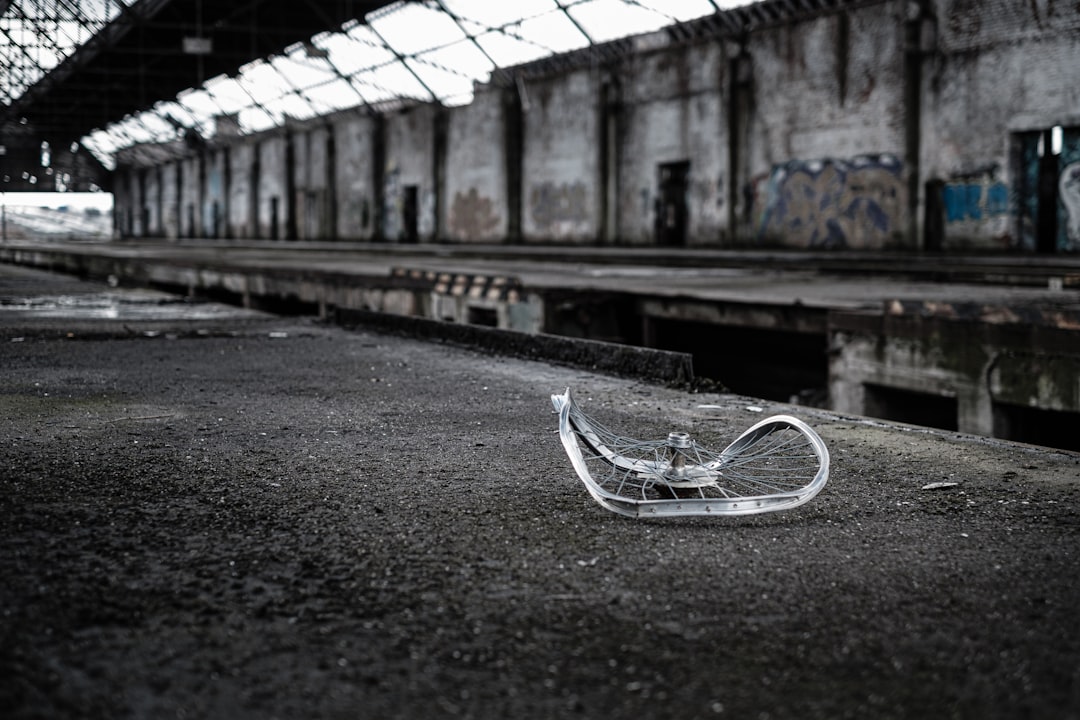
2,262,1079,719
3,238,1079,448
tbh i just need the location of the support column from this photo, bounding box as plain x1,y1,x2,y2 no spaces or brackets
372,114,385,242
503,80,524,243
726,42,753,245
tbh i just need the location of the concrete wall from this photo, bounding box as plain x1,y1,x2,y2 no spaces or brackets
444,87,507,242
256,134,287,240
291,125,333,240
144,167,161,236
383,105,439,242
614,39,728,246
521,68,600,243
333,114,378,241
921,0,1080,251
111,0,1080,253
747,3,909,249
228,143,253,239
178,156,200,237
830,307,1080,438
204,149,226,239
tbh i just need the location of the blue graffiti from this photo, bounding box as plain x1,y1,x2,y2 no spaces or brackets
944,181,1008,222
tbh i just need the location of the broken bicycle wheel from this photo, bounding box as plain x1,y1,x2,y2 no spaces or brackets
551,388,829,518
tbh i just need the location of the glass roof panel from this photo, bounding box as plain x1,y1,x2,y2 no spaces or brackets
634,0,719,22
471,29,554,68
301,78,363,114
2,0,764,167
569,0,674,42
367,2,466,56
514,11,591,53
438,0,562,32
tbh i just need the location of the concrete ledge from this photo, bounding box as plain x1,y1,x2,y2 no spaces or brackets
335,307,695,387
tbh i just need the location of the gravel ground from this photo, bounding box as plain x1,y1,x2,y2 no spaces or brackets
2,263,1079,719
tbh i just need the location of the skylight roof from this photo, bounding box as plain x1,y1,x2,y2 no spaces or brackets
3,0,751,168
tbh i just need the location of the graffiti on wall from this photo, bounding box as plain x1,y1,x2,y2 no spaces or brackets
1062,161,1080,249
529,181,589,237
941,162,1009,224
449,187,501,240
754,154,904,249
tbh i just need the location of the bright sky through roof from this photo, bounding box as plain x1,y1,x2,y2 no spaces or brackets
2,0,755,169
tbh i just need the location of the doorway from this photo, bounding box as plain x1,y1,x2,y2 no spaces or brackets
402,185,419,243
656,161,689,246
1016,126,1080,252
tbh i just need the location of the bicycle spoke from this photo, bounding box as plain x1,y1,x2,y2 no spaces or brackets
552,389,830,518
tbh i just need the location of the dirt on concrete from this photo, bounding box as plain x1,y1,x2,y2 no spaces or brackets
2,263,1080,719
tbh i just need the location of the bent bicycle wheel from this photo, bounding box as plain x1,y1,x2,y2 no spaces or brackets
551,388,829,518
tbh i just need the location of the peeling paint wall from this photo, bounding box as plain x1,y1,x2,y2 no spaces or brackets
143,168,161,236
616,40,727,246
110,0,1080,252
743,4,908,248
178,156,201,238
256,134,287,240
159,162,178,239
333,114,377,241
228,143,254,239
444,88,506,242
383,105,439,242
203,150,225,238
521,69,599,242
922,0,1080,250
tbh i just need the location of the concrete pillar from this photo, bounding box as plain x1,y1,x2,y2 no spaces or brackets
326,124,337,241
726,43,752,244
285,131,297,240
434,109,448,241
599,75,620,244
903,0,931,250
504,82,524,243
372,115,385,242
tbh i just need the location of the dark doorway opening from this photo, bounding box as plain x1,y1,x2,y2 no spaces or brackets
269,197,280,240
1037,131,1059,253
993,402,1080,452
650,319,828,404
467,306,497,327
924,178,945,251
863,384,958,431
656,161,689,246
402,185,419,243
1016,125,1080,252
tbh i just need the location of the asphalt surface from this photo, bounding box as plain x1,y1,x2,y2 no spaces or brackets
2,262,1080,719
